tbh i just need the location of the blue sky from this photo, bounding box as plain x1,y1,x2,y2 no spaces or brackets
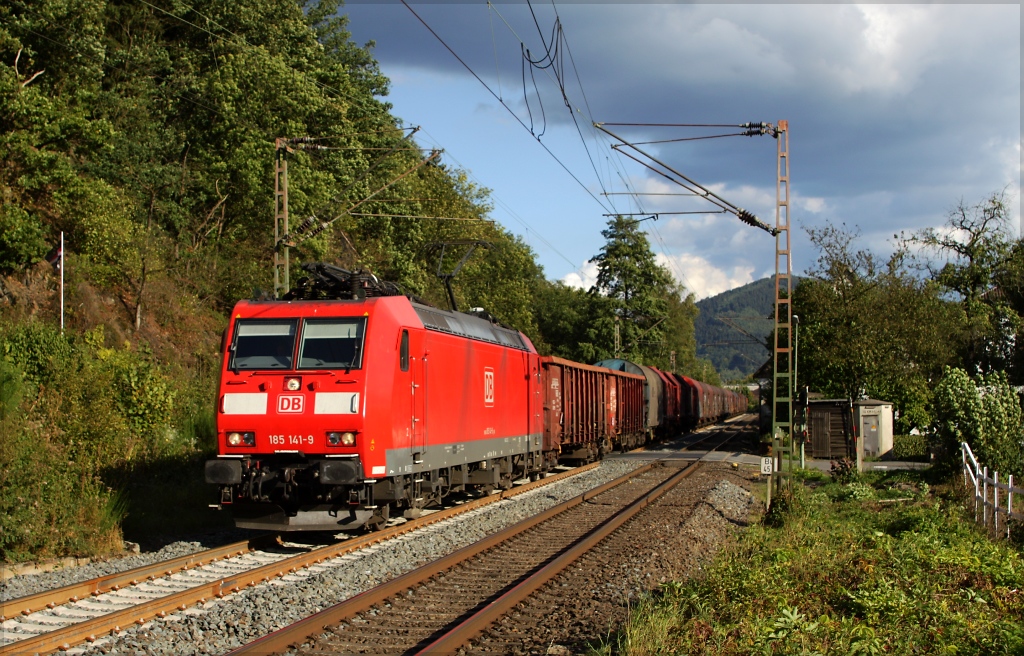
342,2,1021,299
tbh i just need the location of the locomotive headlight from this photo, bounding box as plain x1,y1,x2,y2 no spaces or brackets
327,431,356,447
285,377,302,391
227,432,255,446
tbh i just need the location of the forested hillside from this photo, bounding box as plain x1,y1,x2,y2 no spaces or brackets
694,277,782,382
0,0,712,561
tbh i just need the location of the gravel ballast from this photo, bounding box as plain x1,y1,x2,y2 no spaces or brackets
2,539,227,603
8,459,647,655
466,462,762,655
5,458,763,656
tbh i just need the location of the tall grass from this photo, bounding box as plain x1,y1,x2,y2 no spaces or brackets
1,322,226,561
606,470,1024,655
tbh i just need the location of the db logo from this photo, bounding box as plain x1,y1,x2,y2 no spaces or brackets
278,395,304,413
483,368,495,407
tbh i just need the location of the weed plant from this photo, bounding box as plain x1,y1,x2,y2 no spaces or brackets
607,471,1023,655
0,322,223,561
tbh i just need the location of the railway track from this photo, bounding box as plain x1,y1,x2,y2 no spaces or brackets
225,428,742,656
0,463,599,655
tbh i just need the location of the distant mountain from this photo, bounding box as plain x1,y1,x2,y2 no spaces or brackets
694,276,800,382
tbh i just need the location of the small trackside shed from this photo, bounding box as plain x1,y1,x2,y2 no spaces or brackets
807,399,854,460
854,399,894,459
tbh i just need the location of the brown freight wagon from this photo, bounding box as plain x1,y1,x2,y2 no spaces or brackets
540,356,645,462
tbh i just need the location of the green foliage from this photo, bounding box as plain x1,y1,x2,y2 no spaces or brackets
892,433,928,461
0,321,74,386
612,473,1024,655
0,436,126,561
0,357,24,420
0,391,125,562
533,280,614,362
794,222,962,434
0,321,195,560
0,203,47,272
694,277,783,382
591,216,674,366
912,193,1021,379
932,366,1023,477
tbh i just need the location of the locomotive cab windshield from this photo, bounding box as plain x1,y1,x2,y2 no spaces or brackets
297,319,365,369
229,317,366,370
230,319,297,369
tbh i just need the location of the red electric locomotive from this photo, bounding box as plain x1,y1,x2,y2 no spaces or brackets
205,265,551,531
205,264,741,532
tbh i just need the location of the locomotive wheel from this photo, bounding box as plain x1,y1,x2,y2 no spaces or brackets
365,504,390,531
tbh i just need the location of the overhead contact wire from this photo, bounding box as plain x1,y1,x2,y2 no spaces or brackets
401,0,611,214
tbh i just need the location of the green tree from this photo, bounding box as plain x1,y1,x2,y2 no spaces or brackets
659,279,713,381
794,222,961,433
590,216,674,365
533,280,615,363
911,192,1019,378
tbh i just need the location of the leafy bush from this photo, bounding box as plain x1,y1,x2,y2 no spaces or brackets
0,322,75,387
0,322,189,559
0,414,125,561
932,367,1023,477
0,204,47,272
0,357,23,420
612,473,1024,655
892,434,928,461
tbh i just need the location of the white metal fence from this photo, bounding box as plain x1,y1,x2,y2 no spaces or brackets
961,441,1022,539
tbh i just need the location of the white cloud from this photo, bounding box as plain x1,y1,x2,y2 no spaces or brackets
345,3,1019,283
561,260,599,290
656,252,754,300
559,252,755,300
797,196,827,214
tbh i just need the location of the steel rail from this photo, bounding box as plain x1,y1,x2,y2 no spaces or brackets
223,462,660,656
0,462,599,655
418,461,700,654
420,428,747,654
682,426,741,452
0,536,276,621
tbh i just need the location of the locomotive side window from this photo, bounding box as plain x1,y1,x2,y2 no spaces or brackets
400,330,409,371
230,320,297,369
299,319,366,369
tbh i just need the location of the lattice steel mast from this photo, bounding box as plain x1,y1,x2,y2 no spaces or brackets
771,121,793,495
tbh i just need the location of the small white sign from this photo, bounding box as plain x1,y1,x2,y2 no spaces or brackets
761,457,774,475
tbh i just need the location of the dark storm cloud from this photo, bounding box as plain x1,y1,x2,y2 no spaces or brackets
344,3,1017,198
341,2,1020,294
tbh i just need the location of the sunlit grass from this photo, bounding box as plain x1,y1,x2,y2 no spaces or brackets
603,470,1024,656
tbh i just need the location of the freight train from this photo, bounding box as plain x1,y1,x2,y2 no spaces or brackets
205,264,746,531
